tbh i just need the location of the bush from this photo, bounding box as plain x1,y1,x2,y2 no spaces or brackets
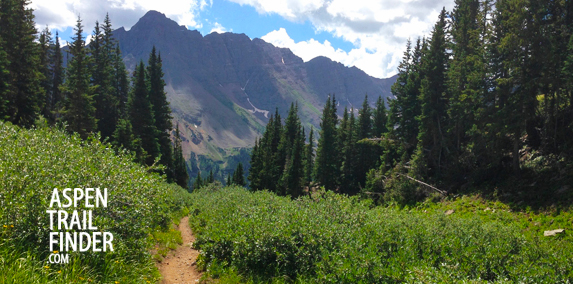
0,121,192,283
189,186,573,283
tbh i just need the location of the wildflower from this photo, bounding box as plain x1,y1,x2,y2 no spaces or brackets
53,251,58,254
80,277,84,280
44,266,49,269
58,270,61,273
2,225,6,228
115,281,119,284
10,225,13,228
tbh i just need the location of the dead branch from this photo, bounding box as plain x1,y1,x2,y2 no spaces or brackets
397,174,446,196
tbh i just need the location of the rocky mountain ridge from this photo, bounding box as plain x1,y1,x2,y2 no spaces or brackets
113,10,397,177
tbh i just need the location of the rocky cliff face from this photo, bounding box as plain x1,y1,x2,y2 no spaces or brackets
113,10,397,176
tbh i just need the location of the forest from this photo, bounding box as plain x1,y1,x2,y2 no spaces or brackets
247,0,573,207
1,0,573,282
0,0,188,188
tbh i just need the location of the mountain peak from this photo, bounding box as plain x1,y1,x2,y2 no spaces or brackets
131,10,185,32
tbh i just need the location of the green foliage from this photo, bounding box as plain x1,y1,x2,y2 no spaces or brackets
0,0,44,127
313,95,340,191
60,17,97,139
127,61,159,165
148,47,174,182
189,186,573,283
173,125,189,189
0,121,192,283
231,162,246,187
91,16,119,141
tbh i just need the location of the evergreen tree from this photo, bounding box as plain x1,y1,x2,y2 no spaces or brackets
112,117,145,163
148,47,174,182
340,107,358,194
51,32,63,122
194,171,203,190
412,8,449,179
446,0,488,179
304,127,314,185
38,27,53,121
226,173,232,186
61,17,97,139
248,138,263,190
387,38,424,151
314,95,340,191
373,96,388,137
255,109,283,193
113,44,129,115
127,61,159,165
208,170,214,184
0,35,8,121
0,0,44,127
173,126,189,188
278,103,303,195
232,162,246,187
281,125,304,197
355,95,374,189
91,17,118,140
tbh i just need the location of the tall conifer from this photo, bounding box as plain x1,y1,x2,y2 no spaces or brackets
128,61,159,165
61,17,97,138
148,47,174,181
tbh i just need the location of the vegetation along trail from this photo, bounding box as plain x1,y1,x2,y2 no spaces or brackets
157,216,202,284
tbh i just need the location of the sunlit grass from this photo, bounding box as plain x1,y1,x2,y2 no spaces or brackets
189,186,573,283
0,121,192,283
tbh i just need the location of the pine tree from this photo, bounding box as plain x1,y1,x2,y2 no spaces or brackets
194,171,203,190
173,126,189,188
248,138,262,190
446,0,488,179
92,17,118,140
232,162,246,187
373,96,388,137
281,125,304,197
0,0,44,127
355,95,374,189
278,103,303,195
0,35,8,120
127,61,159,165
314,95,340,191
226,173,232,186
412,8,449,179
51,32,63,122
61,17,97,139
304,127,314,185
387,38,423,151
340,107,358,194
39,27,53,121
113,44,129,116
148,47,174,182
112,117,145,163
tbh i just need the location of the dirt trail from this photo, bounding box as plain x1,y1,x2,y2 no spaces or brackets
157,216,202,284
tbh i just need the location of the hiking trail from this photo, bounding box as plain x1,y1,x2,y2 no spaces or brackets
157,216,202,284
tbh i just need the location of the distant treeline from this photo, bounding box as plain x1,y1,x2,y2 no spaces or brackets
0,0,187,188
248,0,573,204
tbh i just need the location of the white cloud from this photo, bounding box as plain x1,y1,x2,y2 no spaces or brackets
229,0,455,78
30,0,206,32
209,22,229,34
262,28,400,79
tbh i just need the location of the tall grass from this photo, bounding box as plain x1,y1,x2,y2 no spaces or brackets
0,121,192,283
189,186,573,283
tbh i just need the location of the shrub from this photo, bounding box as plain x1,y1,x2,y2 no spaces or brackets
0,121,192,283
189,186,573,283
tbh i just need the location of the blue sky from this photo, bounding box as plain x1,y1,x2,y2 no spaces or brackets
30,0,455,79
